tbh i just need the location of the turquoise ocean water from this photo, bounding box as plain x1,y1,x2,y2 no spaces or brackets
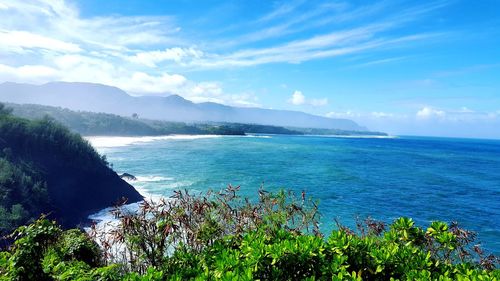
88,135,500,254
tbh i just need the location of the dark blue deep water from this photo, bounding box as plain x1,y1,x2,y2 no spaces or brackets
91,135,500,254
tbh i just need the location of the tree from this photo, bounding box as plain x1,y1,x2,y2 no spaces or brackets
0,103,12,117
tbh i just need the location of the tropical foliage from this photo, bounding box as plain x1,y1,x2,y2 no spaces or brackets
0,103,498,280
0,103,141,236
8,103,306,136
289,127,387,136
7,102,247,136
1,187,498,280
7,102,387,137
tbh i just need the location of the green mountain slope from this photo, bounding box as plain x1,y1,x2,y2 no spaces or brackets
0,103,142,234
7,103,387,137
6,102,245,136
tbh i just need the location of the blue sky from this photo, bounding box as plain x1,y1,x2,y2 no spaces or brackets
1,0,499,138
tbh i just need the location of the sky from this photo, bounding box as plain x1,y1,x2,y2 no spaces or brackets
0,0,499,138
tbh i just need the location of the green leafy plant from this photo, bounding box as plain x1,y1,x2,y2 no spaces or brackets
1,189,498,280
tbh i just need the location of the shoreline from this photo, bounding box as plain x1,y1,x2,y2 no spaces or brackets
86,177,166,226
84,134,224,148
84,134,396,149
84,132,396,224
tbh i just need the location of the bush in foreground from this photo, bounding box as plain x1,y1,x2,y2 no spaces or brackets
1,188,498,280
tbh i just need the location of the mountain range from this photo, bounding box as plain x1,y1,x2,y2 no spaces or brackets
0,81,367,131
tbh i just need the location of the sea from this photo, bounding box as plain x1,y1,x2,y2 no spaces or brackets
86,134,500,255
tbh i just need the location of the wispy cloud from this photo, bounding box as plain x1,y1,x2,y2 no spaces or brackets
224,2,346,47
347,56,409,68
254,0,307,23
127,47,204,67
328,106,500,123
433,63,500,78
0,0,250,104
0,1,181,51
179,0,449,69
0,0,452,106
0,30,81,53
415,106,500,122
189,32,439,68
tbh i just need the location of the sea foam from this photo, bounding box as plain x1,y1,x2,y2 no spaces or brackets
85,135,222,148
305,135,397,139
132,175,174,182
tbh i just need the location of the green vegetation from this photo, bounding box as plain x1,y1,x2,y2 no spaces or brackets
289,127,388,136
1,102,496,280
8,103,386,137
1,187,497,280
214,122,303,135
7,103,246,136
0,103,141,235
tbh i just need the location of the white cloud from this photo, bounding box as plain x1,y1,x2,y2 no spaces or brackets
256,0,305,23
322,106,500,139
326,110,406,120
0,1,180,51
229,94,261,107
0,0,452,107
0,0,450,71
0,30,81,53
181,84,260,107
128,47,204,67
0,0,245,105
190,82,222,97
125,72,188,94
416,106,446,119
288,90,328,107
0,64,59,83
289,90,305,105
323,107,500,138
189,32,439,68
325,110,361,118
414,106,500,123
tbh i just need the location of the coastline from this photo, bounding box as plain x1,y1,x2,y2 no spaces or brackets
83,134,500,255
85,132,397,226
85,178,164,236
300,134,396,139
84,134,396,149
84,135,223,148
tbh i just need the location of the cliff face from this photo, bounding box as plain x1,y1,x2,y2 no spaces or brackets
0,104,142,231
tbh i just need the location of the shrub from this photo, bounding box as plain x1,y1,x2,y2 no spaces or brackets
90,186,319,274
0,217,111,281
1,189,498,280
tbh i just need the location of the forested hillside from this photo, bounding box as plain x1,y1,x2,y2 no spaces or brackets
0,81,367,131
290,126,388,136
0,103,142,235
7,103,245,136
8,103,388,137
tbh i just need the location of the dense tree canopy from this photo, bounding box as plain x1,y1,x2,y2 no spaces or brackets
7,103,386,137
0,103,142,235
7,103,245,136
